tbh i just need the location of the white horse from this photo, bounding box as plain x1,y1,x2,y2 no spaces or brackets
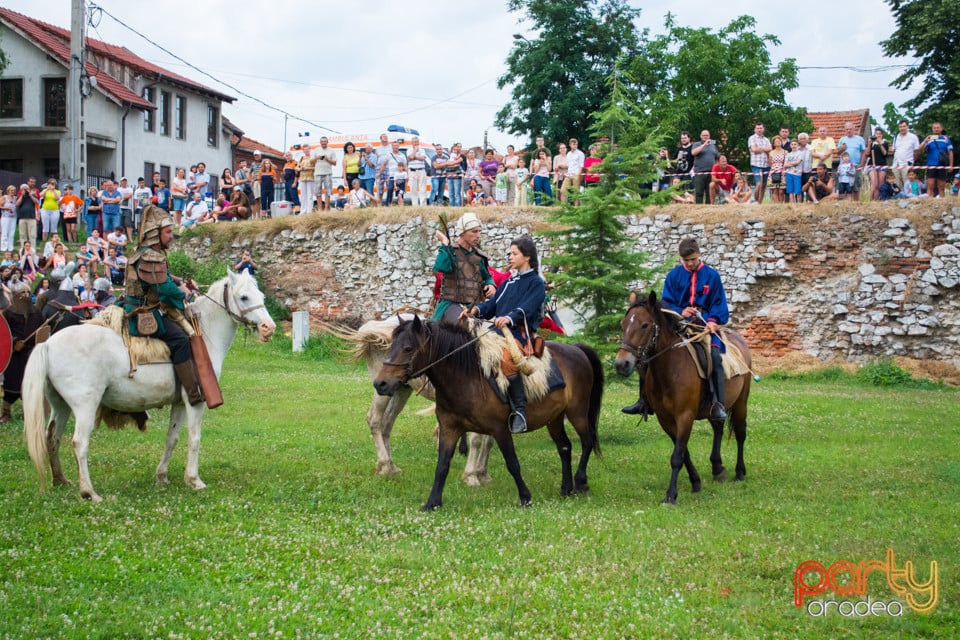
329,314,494,486
23,270,276,502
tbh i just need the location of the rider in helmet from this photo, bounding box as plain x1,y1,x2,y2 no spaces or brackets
623,237,730,421
462,235,545,433
432,211,496,323
120,204,203,405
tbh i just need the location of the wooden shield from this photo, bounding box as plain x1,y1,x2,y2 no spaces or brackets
0,314,12,374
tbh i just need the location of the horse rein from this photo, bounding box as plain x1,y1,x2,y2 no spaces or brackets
198,282,266,330
384,320,497,383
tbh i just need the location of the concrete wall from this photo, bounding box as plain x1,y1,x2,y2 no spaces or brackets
182,204,960,367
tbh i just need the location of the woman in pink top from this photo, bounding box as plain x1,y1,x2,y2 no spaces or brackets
531,148,553,205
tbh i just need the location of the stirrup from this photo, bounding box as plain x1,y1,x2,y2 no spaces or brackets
710,401,727,422
508,412,527,434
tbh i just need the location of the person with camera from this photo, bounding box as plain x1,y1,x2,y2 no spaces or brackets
918,122,954,198
803,163,837,204
234,250,258,277
691,130,720,204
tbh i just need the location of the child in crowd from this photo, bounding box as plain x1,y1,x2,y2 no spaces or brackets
783,140,803,203
495,163,508,205
515,157,530,206
73,263,90,296
953,172,960,197
836,152,856,201
393,163,408,206
154,179,171,212
903,170,924,198
106,226,127,256
670,177,695,204
878,173,904,200
133,177,152,232
0,250,15,267
333,186,349,210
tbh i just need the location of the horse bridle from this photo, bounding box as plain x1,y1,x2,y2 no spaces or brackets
619,313,662,366
200,282,266,330
383,320,496,383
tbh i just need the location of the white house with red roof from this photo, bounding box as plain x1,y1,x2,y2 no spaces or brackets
0,6,236,189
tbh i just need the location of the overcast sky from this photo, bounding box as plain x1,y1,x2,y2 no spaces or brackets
7,0,918,151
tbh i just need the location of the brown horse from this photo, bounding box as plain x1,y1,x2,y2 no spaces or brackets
374,315,604,510
615,291,751,504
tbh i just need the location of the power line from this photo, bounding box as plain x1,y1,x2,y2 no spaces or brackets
87,3,340,134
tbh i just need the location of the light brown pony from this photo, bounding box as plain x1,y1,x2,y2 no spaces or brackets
374,316,604,510
615,291,751,504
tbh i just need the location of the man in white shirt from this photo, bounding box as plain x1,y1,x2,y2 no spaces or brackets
747,123,772,202
179,192,209,232
106,227,128,256
192,162,211,197
406,137,428,206
891,119,921,188
313,137,336,211
562,138,586,203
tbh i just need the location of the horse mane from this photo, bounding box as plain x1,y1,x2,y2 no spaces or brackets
399,318,481,374
630,294,684,338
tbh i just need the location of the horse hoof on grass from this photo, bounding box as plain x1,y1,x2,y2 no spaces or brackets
53,476,72,487
187,477,207,491
376,463,402,476
420,502,441,512
81,491,103,503
691,480,702,493
661,495,677,505
714,468,728,483
573,484,590,494
156,473,169,485
734,474,746,482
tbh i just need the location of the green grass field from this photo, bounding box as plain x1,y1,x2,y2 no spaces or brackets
0,336,956,639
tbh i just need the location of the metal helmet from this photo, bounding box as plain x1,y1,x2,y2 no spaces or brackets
138,204,174,248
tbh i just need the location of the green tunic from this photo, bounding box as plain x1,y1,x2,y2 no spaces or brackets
432,243,493,321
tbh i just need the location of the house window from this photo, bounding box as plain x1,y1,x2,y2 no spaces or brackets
159,91,171,136
43,157,59,179
175,95,186,140
207,105,219,147
144,162,155,187
43,77,67,127
0,79,23,119
143,87,156,132
0,159,24,172
160,164,171,186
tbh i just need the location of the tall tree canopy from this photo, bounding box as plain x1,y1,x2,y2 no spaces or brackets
881,0,960,135
628,14,809,167
496,0,641,150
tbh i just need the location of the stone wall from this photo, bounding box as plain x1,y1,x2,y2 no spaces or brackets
184,203,960,367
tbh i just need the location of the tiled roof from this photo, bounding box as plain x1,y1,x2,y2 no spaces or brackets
807,109,872,142
0,7,233,109
232,134,285,160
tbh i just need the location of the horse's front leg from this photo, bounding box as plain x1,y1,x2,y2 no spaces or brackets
71,410,101,502
157,404,185,484
709,418,728,482
493,429,533,507
182,405,207,490
422,420,461,511
368,388,409,476
462,433,494,486
663,418,697,504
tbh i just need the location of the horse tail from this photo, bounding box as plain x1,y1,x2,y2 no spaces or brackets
576,343,604,458
23,341,50,492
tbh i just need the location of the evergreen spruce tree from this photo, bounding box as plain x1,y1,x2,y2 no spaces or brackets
543,64,664,354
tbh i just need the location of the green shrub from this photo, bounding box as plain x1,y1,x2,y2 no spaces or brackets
857,358,913,387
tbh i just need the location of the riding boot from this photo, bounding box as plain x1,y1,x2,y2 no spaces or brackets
710,348,727,422
506,374,528,434
0,401,11,424
621,370,651,419
174,361,205,406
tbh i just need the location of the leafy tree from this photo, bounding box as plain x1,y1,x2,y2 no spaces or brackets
496,0,641,150
628,14,810,168
544,63,664,354
879,100,920,136
881,0,960,136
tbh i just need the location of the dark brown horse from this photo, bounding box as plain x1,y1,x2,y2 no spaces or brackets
615,291,751,504
374,316,604,510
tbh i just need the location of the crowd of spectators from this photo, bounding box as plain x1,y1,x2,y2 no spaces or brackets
661,120,958,205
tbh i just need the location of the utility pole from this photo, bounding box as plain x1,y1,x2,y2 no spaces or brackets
67,0,87,189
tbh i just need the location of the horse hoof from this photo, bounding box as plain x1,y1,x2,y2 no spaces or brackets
478,473,493,485
187,477,207,491
661,495,677,505
714,469,728,483
420,502,441,512
156,473,169,485
734,474,746,482
82,491,103,503
462,474,482,488
376,463,402,476
53,476,72,487
560,487,573,497
519,499,533,508
573,484,590,494
691,481,702,493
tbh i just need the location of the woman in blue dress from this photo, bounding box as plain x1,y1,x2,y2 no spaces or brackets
462,235,545,433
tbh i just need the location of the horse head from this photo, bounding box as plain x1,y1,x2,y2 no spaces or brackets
615,290,661,377
373,314,431,396
209,270,276,342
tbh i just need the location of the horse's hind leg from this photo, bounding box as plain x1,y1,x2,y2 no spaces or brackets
462,433,494,486
730,400,748,482
45,392,72,487
71,409,101,502
157,404,185,484
709,419,728,482
546,416,574,496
